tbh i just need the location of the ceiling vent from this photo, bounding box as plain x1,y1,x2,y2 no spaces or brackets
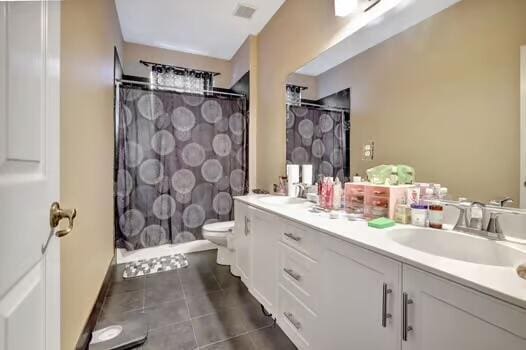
233,3,257,19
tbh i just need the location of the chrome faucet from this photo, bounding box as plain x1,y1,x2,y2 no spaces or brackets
442,198,522,240
293,183,308,199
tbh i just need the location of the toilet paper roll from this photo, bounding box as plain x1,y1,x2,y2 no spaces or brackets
302,164,313,185
287,164,300,196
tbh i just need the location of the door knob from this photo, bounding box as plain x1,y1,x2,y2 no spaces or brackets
49,202,77,237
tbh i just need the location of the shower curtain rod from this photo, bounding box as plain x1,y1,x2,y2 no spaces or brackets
287,102,349,113
115,79,246,98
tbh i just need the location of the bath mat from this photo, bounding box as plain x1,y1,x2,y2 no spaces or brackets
122,254,188,279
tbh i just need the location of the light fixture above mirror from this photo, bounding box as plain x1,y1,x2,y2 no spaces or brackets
334,0,358,17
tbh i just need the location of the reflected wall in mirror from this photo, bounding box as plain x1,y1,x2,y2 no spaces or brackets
285,0,526,206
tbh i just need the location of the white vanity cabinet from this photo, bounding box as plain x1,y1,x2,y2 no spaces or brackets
234,201,251,285
250,207,279,314
315,234,402,350
233,199,526,350
401,266,526,350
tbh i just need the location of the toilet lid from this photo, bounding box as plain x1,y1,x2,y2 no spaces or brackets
202,220,235,233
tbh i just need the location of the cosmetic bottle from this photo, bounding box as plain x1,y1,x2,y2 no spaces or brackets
333,178,342,209
325,178,334,210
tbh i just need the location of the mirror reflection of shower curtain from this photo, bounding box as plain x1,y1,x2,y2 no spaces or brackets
286,105,349,182
116,86,248,250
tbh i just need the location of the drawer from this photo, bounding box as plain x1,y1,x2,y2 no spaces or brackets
279,242,319,312
279,219,321,260
278,285,317,350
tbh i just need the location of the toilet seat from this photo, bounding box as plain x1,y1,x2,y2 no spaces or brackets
202,221,234,246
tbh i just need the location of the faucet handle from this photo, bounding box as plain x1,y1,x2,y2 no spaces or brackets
467,202,486,230
486,211,504,236
489,197,513,207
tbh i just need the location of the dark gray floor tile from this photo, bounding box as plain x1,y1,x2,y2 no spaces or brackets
111,264,127,283
143,299,190,331
145,270,180,287
145,282,185,307
96,308,146,330
200,334,256,350
108,276,145,296
142,321,197,350
186,290,229,318
181,272,221,296
249,325,297,350
238,303,274,331
213,268,243,290
185,250,218,266
191,307,248,347
222,284,259,308
102,289,144,315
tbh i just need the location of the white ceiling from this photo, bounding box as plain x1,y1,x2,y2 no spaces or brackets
115,0,285,60
297,0,462,76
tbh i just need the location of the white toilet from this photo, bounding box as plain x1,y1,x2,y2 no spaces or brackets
201,220,237,269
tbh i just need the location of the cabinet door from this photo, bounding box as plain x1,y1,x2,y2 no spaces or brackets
250,208,279,313
402,266,526,350
316,236,402,350
234,201,251,286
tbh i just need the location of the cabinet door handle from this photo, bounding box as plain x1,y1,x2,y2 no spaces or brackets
402,292,414,341
284,232,301,241
284,268,301,281
382,283,392,328
244,216,250,235
283,312,302,330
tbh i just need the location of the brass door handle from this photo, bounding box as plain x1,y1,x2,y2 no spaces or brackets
49,202,77,237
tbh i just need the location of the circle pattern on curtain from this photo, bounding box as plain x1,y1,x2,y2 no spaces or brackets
116,87,248,250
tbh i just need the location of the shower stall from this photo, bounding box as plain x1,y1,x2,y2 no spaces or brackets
114,77,248,258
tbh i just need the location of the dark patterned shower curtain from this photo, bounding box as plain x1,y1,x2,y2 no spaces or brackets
116,86,248,250
286,105,348,182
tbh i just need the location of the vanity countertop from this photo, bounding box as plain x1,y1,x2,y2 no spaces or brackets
235,195,526,310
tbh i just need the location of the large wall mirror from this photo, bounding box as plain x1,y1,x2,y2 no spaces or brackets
285,0,526,209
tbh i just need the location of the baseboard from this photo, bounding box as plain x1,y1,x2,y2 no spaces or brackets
75,256,116,350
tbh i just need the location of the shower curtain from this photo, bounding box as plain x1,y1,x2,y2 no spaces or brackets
286,105,348,182
116,86,248,250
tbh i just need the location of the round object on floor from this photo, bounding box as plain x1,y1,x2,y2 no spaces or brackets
91,325,123,344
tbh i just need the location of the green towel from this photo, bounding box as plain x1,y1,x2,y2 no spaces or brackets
368,217,395,229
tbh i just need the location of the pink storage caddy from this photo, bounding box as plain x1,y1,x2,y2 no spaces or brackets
345,183,415,219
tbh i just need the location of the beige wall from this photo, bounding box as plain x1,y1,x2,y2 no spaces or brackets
287,73,319,100
123,42,232,88
230,36,251,87
60,0,123,349
315,0,526,202
257,0,526,203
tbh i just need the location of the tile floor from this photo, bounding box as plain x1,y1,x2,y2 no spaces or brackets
95,249,297,350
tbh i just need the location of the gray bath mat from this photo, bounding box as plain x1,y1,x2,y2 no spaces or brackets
122,254,188,279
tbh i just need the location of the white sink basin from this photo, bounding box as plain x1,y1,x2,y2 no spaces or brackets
258,196,307,206
388,228,526,267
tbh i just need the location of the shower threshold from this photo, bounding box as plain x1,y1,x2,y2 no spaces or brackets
116,240,216,264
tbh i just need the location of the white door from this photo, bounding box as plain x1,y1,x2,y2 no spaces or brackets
402,266,526,350
234,201,251,285
316,236,402,350
250,208,278,313
520,46,526,207
0,2,66,349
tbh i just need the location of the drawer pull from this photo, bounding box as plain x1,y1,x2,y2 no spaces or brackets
284,312,302,330
402,292,414,341
284,232,301,241
283,268,301,281
381,283,392,328
244,216,250,235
